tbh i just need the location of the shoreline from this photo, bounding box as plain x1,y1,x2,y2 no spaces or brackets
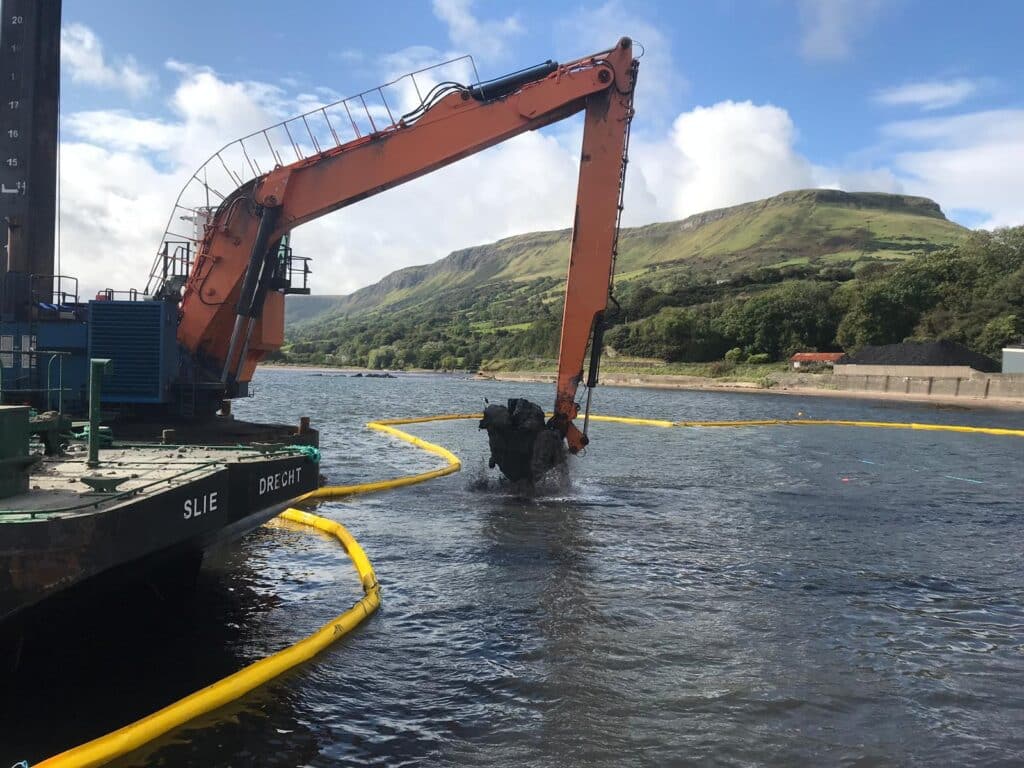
476,371,1024,411
260,363,452,375
259,364,1024,411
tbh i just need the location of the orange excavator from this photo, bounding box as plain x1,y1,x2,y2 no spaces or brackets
150,38,638,480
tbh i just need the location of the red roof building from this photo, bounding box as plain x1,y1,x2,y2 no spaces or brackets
789,352,845,369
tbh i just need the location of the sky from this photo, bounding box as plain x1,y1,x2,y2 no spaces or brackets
56,0,1024,297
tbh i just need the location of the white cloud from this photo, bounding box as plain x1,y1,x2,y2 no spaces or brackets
59,141,179,296
881,109,1020,143
634,101,816,219
63,110,178,153
57,24,1024,304
61,24,154,97
431,0,523,61
59,58,300,297
377,45,479,116
798,0,884,61
557,1,684,125
875,78,980,111
332,49,364,64
169,70,287,156
51,63,916,300
811,166,902,194
300,131,581,294
382,0,524,109
881,110,1024,228
58,47,584,297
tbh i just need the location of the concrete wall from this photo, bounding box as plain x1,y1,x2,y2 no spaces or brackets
988,374,1024,399
833,364,977,379
833,370,1024,401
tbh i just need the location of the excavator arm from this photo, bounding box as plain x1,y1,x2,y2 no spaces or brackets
551,56,636,454
175,38,637,468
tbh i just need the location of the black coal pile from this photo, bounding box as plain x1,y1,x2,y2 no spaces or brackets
479,398,565,483
841,340,999,372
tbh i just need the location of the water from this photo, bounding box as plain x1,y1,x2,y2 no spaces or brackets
5,370,1024,766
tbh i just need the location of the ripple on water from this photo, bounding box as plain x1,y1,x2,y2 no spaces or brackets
6,372,1024,767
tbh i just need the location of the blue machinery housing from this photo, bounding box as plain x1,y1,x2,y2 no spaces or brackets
87,301,178,404
0,298,179,414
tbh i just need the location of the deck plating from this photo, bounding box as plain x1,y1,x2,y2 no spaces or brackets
0,444,319,624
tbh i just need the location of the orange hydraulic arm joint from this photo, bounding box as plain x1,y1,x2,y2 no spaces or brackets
176,38,637,400
549,40,638,454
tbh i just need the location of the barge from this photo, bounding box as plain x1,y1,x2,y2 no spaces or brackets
0,0,322,640
0,404,319,629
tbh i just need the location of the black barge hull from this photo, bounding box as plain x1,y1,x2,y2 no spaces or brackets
0,450,319,624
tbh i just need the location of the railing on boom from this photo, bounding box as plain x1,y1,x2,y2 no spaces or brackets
145,55,480,299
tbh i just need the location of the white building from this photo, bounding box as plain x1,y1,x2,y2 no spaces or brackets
1003,345,1024,374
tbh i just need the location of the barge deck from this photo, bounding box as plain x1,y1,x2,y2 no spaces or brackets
1,441,319,625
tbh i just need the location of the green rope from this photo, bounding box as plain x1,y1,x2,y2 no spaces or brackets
286,444,321,464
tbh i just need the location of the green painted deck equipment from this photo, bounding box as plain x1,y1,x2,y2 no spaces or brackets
0,405,32,498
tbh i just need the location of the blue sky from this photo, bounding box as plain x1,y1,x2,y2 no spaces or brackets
57,0,1024,294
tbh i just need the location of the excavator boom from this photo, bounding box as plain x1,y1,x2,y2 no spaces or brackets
170,38,637,470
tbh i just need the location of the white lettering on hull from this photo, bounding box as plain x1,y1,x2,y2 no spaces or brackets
258,467,303,496
183,491,218,520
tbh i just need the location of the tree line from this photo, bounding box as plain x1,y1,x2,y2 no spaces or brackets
282,226,1023,369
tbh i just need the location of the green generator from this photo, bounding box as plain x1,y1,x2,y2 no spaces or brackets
0,405,31,498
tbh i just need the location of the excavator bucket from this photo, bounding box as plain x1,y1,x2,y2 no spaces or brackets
479,398,565,483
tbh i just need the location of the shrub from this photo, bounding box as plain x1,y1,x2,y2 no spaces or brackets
708,360,736,376
747,352,771,364
724,346,745,363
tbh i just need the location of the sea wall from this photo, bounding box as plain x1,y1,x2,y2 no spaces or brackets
478,369,1024,408
833,364,980,379
833,369,1024,401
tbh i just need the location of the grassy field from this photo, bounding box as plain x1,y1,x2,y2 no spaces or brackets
469,320,534,334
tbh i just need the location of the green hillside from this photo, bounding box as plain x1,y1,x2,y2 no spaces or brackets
286,189,965,327
278,189,1024,373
